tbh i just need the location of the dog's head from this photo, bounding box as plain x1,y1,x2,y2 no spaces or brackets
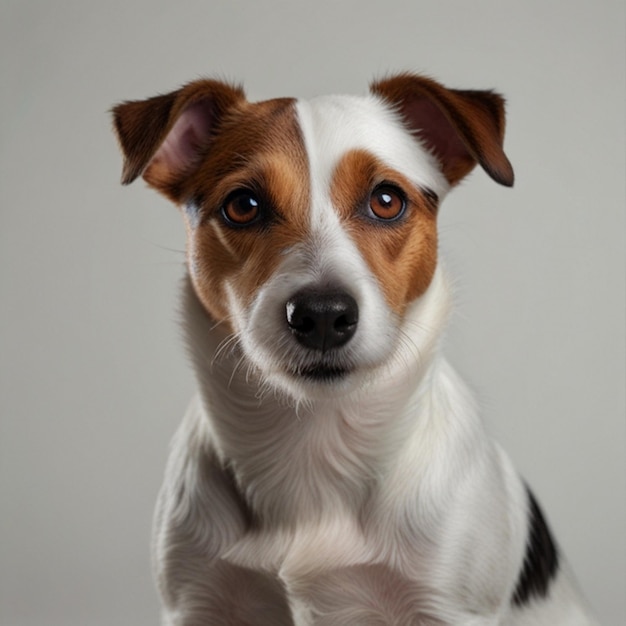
112,74,512,399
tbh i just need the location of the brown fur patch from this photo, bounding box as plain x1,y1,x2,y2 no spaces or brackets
184,99,310,324
330,150,438,315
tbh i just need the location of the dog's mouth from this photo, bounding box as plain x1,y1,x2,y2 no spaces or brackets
292,363,349,382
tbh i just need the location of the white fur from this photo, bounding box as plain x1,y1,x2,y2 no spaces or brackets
152,94,596,625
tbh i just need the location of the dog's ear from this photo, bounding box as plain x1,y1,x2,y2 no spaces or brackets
370,73,514,187
112,80,245,202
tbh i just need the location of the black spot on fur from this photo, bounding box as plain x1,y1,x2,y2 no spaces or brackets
512,487,560,607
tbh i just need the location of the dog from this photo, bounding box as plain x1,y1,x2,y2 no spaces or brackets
113,73,596,625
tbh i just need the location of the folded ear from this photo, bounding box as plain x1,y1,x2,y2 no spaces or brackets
370,73,514,187
111,80,245,201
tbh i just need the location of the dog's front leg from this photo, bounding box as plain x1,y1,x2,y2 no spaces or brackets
153,399,293,626
286,572,502,626
281,563,451,626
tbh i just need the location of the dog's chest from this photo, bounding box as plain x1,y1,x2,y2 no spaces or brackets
220,400,393,524
222,512,444,625
219,399,441,576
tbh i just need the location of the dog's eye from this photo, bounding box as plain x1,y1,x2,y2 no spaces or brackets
221,190,261,226
368,185,406,221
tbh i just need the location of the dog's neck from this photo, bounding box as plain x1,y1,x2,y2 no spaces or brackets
182,268,483,527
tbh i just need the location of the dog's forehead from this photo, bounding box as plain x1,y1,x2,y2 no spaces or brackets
200,93,448,206
294,94,449,198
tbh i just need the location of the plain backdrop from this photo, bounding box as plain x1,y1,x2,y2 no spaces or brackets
1,1,624,625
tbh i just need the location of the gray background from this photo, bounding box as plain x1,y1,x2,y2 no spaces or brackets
1,1,624,624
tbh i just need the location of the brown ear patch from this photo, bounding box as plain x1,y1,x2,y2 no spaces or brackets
111,80,246,199
371,73,514,187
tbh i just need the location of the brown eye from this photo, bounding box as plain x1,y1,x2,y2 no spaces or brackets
369,185,406,221
222,190,261,226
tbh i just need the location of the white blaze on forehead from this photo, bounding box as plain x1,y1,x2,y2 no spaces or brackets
295,94,449,215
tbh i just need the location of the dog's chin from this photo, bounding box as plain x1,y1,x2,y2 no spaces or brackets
268,360,377,402
244,358,362,402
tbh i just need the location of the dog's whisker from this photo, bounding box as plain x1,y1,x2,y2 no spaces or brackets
140,239,187,255
213,332,240,364
209,317,230,332
225,351,250,390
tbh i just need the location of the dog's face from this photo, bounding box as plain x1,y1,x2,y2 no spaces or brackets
113,74,512,398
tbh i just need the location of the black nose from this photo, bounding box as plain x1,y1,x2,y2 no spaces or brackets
286,289,358,352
